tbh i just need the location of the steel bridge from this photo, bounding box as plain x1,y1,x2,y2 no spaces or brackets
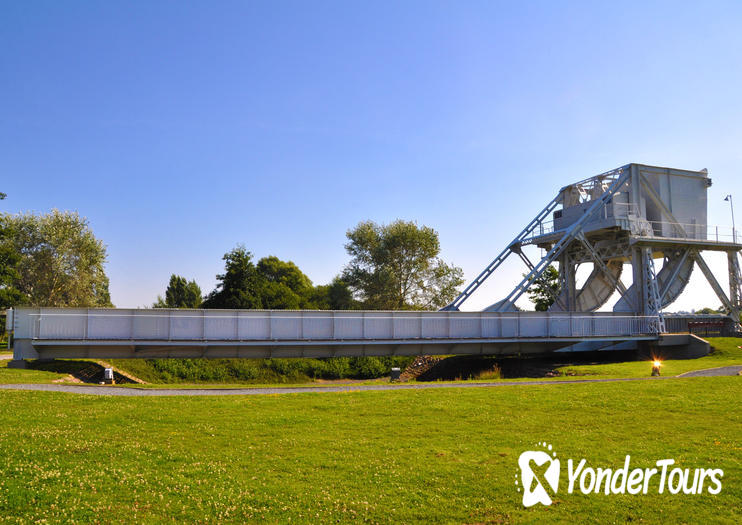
6,163,739,364
10,308,664,360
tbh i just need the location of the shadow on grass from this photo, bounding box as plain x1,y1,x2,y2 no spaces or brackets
415,350,648,381
28,360,137,384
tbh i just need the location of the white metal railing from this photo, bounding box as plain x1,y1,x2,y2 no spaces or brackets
522,206,737,244
534,220,555,237
639,220,736,242
14,309,662,342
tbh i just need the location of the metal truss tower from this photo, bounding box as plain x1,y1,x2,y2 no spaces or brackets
444,164,742,333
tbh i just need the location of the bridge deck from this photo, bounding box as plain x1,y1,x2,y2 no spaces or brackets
9,308,659,360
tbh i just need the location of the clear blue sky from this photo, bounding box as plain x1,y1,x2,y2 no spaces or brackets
2,1,741,310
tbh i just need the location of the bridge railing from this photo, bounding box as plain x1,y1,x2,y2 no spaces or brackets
11,308,660,342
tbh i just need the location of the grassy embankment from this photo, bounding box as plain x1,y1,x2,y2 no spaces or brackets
0,377,740,523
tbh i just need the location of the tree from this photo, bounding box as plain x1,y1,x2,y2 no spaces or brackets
0,210,112,307
310,278,359,310
342,220,464,310
526,265,560,311
203,246,359,310
202,246,263,309
696,306,721,315
202,247,319,309
257,256,314,309
0,191,21,320
154,275,202,308
0,220,22,310
526,264,561,312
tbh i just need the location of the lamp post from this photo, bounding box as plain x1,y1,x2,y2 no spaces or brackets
725,195,736,243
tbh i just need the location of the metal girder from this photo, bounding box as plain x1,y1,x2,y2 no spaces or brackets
641,248,666,333
567,237,632,265
441,192,563,311
559,252,577,311
575,232,635,310
692,252,735,315
492,168,632,312
729,252,742,307
728,251,742,330
514,246,534,271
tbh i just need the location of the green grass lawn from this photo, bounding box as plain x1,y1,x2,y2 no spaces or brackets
558,337,742,378
0,377,740,523
0,361,70,384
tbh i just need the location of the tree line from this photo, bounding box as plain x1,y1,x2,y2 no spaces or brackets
156,220,465,311
0,198,465,312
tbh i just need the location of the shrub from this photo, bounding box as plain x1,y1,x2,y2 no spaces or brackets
110,355,416,384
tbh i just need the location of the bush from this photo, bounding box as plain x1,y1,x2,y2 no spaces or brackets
350,357,387,379
109,355,417,384
225,360,259,381
321,357,352,379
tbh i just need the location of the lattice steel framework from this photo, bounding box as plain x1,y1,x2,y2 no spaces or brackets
444,164,742,333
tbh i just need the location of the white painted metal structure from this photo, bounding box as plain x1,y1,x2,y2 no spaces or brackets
444,163,742,332
9,308,658,360
7,163,738,363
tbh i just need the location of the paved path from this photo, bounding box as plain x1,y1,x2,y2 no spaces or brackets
2,365,739,397
677,365,742,377
0,377,668,396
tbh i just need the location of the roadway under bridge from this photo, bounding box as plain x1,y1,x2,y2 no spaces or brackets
7,308,705,362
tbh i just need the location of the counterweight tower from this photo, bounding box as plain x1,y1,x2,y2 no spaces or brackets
444,164,742,333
